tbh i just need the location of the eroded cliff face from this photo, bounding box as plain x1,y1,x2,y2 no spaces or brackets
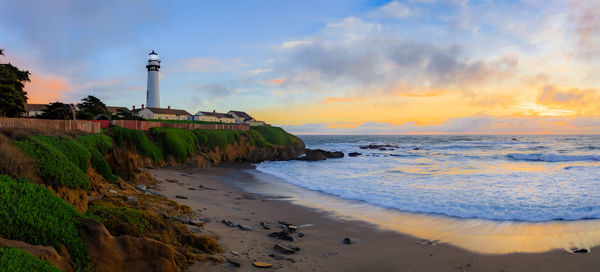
187,135,306,167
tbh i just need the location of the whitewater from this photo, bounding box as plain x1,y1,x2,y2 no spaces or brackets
256,135,600,222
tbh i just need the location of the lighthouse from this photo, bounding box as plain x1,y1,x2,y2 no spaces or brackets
146,50,161,108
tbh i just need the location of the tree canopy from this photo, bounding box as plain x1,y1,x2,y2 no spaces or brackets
0,50,30,117
38,102,74,120
77,95,109,120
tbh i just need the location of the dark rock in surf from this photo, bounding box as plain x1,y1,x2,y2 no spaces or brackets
348,152,361,157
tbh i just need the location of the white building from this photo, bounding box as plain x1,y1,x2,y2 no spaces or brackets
146,50,161,108
193,111,236,123
134,105,191,120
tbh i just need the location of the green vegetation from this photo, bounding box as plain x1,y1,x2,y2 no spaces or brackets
78,134,117,182
251,126,297,146
192,129,241,151
15,136,90,189
152,127,198,160
112,126,163,162
247,129,270,147
33,135,90,172
87,201,151,237
0,247,62,272
147,119,224,125
0,175,90,271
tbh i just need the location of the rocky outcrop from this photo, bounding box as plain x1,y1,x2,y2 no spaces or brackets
297,149,344,161
77,218,178,272
187,135,305,167
0,236,73,272
106,148,157,186
359,144,399,150
51,186,88,214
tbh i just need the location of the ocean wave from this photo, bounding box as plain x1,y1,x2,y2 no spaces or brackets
507,153,600,162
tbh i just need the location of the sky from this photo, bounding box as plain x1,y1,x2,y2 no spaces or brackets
1,0,599,134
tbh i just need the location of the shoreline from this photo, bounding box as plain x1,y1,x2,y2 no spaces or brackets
150,166,600,271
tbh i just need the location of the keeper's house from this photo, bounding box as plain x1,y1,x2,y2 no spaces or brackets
193,110,236,123
134,105,191,120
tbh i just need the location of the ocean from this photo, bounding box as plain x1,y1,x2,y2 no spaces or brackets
256,135,600,223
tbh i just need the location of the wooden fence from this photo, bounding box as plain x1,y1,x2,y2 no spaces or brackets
111,120,250,131
0,118,101,134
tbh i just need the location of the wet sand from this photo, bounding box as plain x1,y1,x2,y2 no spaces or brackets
149,166,600,272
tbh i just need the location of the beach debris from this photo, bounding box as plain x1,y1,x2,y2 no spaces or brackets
180,173,192,177
226,258,241,267
342,237,352,244
269,253,285,260
237,224,253,231
108,189,117,194
252,261,273,268
274,243,296,254
260,222,271,230
175,195,188,199
126,195,137,202
243,194,256,200
572,248,589,253
145,189,163,196
230,251,240,256
188,187,196,191
298,232,305,238
348,152,362,157
134,184,147,192
298,223,314,228
322,252,339,257
417,239,439,246
268,230,297,241
287,225,298,232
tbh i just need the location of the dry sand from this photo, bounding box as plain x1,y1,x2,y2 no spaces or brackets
149,166,600,272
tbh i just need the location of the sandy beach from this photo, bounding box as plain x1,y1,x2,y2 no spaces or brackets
148,166,600,272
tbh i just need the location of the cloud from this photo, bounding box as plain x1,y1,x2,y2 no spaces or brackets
191,83,236,98
266,78,285,85
25,74,72,103
321,96,366,104
368,1,412,19
184,57,245,73
568,0,600,59
536,85,600,114
281,114,600,135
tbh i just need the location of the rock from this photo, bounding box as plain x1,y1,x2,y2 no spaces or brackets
416,239,438,246
287,225,298,232
268,230,297,241
126,195,138,202
274,243,296,254
260,222,271,230
343,237,352,244
221,219,236,227
77,218,178,272
298,149,344,161
230,251,240,256
237,224,253,231
413,147,422,150
253,262,273,268
286,258,296,263
348,152,361,157
145,189,163,197
172,216,188,224
269,253,285,260
287,245,300,251
0,236,73,272
359,144,399,150
243,194,255,200
188,187,196,191
175,195,188,199
227,258,241,267
134,184,147,192
573,248,589,253
511,137,519,141
298,232,305,238
108,189,117,194
323,252,338,257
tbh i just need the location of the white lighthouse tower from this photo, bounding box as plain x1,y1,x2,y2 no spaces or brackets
146,50,161,108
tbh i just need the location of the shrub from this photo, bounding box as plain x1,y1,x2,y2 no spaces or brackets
0,134,39,182
78,134,117,182
15,136,89,189
251,126,297,146
0,175,90,271
112,127,163,162
0,247,62,272
33,135,90,173
152,127,198,161
247,129,271,147
86,201,151,237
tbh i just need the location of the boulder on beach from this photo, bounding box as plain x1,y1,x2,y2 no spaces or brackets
298,149,344,161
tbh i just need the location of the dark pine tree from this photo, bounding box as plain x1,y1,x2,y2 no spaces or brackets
77,95,109,120
38,102,74,120
0,50,31,117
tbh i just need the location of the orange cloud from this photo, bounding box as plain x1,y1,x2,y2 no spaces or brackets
266,78,285,85
321,96,366,104
536,85,600,114
25,74,71,103
396,89,448,97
